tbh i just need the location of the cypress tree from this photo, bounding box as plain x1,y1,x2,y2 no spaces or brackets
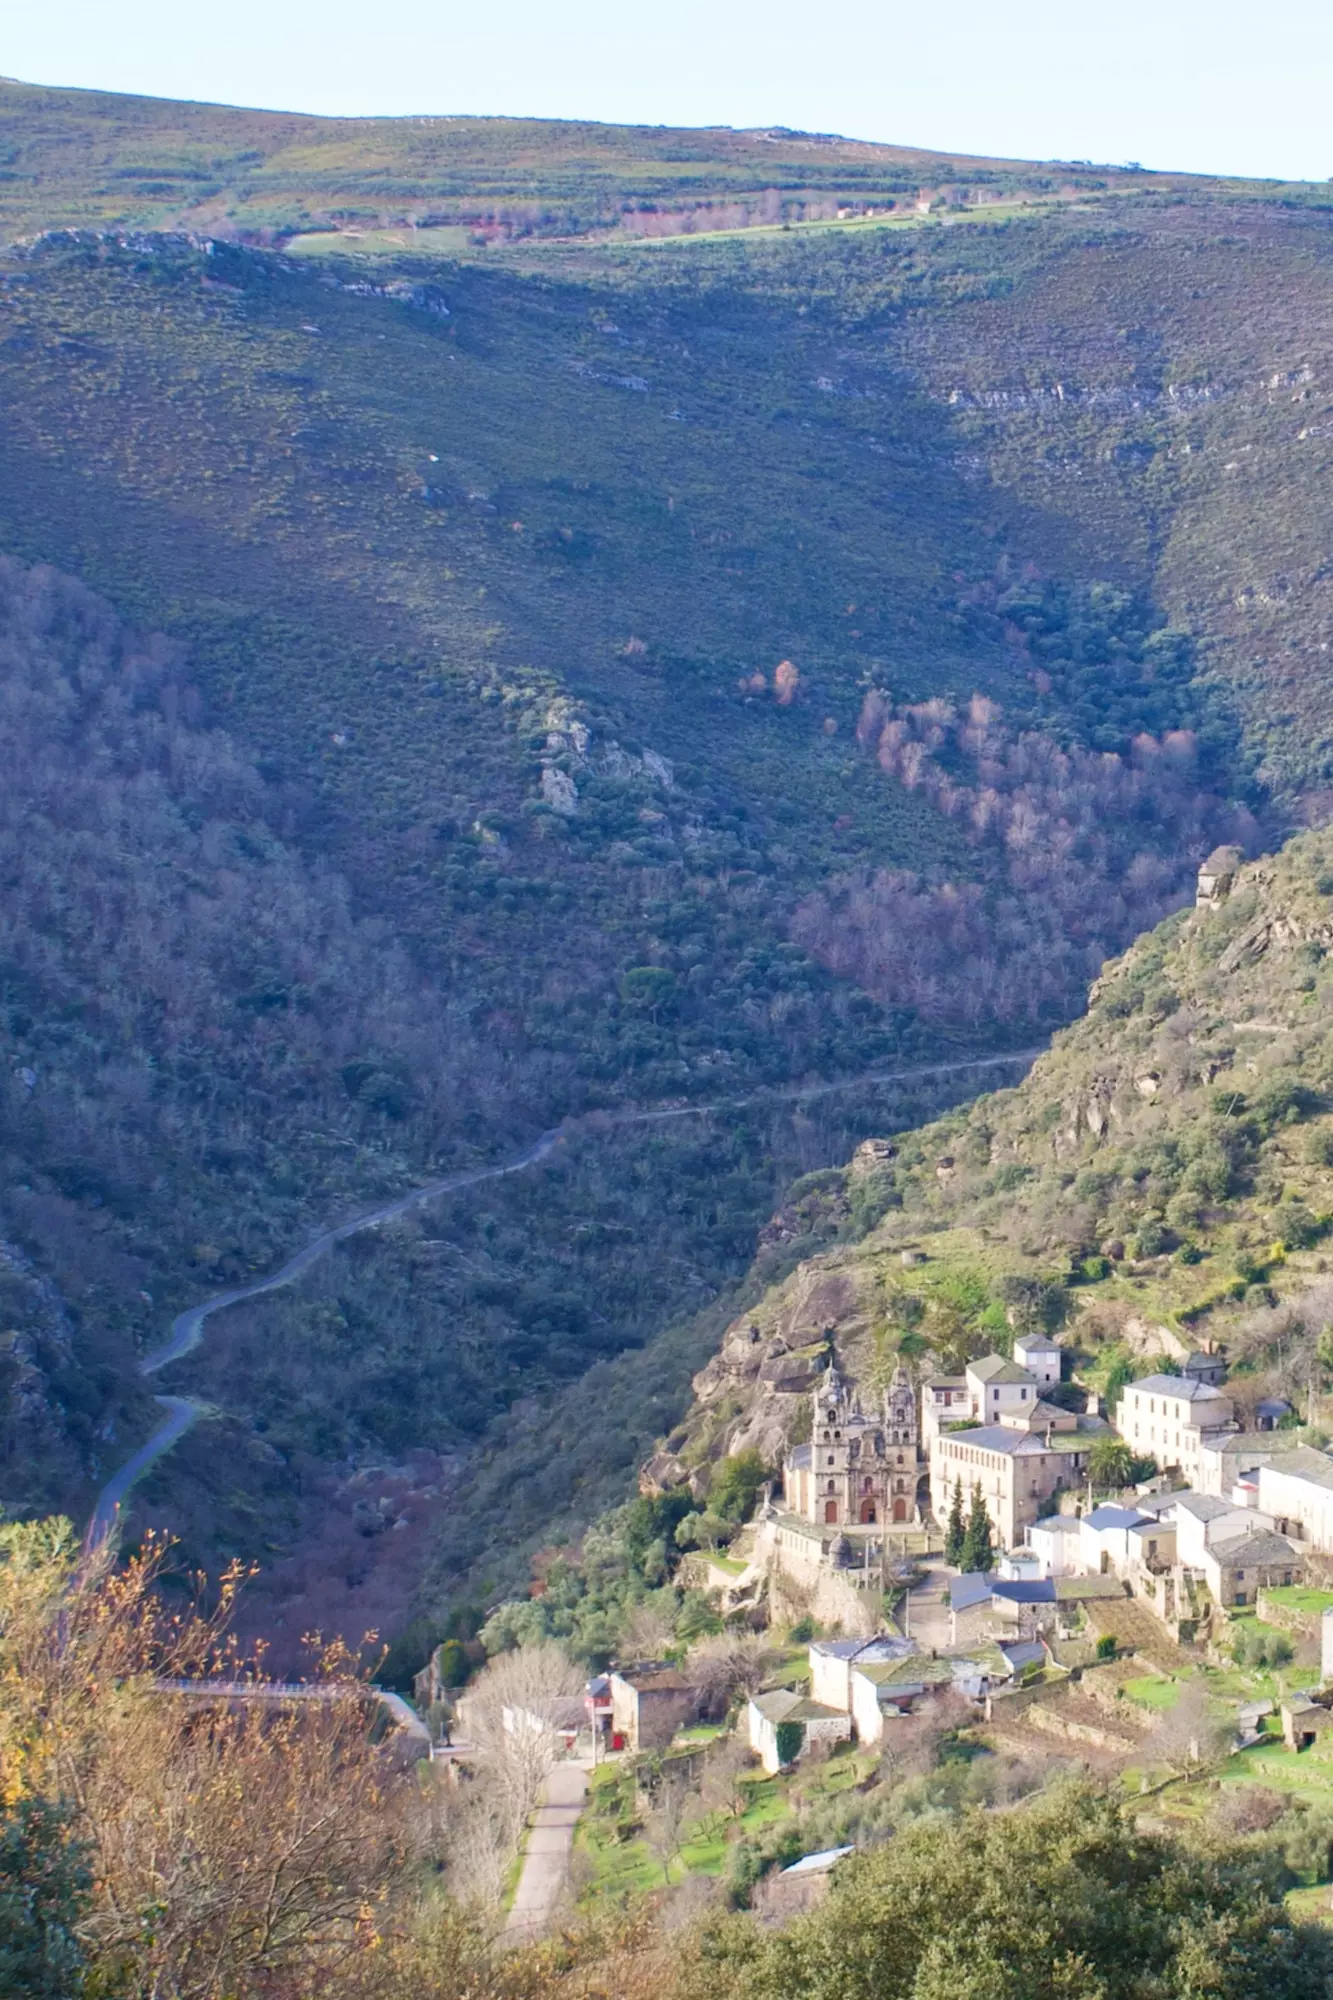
959,1482,996,1573
944,1477,966,1566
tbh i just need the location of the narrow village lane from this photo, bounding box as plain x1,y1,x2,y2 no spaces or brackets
505,1762,589,1939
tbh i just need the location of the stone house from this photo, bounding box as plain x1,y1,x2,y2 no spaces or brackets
1200,1528,1301,1609
949,1574,1059,1646
758,1846,854,1918
1137,1489,1275,1567
608,1664,702,1750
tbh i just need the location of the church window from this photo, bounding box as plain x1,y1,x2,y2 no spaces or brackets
827,1454,835,1466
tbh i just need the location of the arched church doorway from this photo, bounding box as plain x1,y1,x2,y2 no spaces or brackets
859,1499,877,1524
824,1499,839,1524
892,1497,908,1523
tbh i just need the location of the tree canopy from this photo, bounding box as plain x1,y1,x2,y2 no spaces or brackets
680,1783,1333,2000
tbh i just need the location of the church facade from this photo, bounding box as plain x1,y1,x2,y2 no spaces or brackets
783,1365,921,1527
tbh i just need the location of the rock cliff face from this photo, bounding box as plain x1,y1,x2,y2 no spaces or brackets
653,827,1333,1483
646,1261,871,1487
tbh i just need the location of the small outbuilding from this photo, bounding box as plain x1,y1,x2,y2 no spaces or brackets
746,1689,851,1773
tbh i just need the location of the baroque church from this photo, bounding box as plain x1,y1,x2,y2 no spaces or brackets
782,1364,922,1527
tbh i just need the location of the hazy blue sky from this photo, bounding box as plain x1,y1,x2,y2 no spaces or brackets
7,0,1332,183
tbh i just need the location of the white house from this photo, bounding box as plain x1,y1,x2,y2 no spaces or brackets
808,1635,911,1712
848,1656,953,1745
1256,1449,1333,1552
1115,1375,1235,1483
746,1689,851,1773
1079,1504,1152,1576
921,1374,970,1451
966,1354,1041,1425
1012,1332,1063,1389
1027,1515,1084,1577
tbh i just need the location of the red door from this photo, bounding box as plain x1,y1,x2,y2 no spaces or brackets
824,1500,839,1524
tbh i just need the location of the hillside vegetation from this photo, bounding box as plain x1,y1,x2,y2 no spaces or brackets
5,92,1333,1646
664,829,1333,1485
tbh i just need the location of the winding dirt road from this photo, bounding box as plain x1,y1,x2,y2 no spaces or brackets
87,1045,1040,1549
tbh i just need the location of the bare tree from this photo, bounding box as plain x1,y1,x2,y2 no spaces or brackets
688,1632,767,1718
1149,1681,1232,1776
460,1641,585,1848
700,1733,755,1832
643,1767,700,1886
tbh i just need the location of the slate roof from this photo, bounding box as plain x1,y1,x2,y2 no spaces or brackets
1262,1447,1333,1492
1138,1489,1233,1522
1084,1505,1148,1531
1032,1514,1082,1536
811,1635,912,1665
750,1689,846,1725
780,1846,854,1878
1208,1529,1299,1568
969,1356,1035,1386
855,1654,953,1690
1124,1373,1229,1403
991,1578,1058,1604
942,1425,1093,1459
999,1639,1047,1672
1054,1574,1126,1601
789,1443,812,1470
952,1573,1058,1608
613,1663,694,1692
950,1574,995,1612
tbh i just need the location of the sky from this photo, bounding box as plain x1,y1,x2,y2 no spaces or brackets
6,0,1333,184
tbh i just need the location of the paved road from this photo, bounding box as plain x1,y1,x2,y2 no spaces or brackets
87,1045,1041,1548
505,1762,589,1938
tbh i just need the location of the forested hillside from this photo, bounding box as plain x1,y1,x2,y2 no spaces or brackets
3,90,1333,1651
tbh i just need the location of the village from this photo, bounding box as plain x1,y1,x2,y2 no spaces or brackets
449,1333,1333,1930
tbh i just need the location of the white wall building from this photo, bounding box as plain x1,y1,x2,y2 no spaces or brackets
1027,1515,1083,1577
747,1690,850,1773
1257,1449,1333,1552
1012,1332,1063,1389
1115,1375,1235,1484
808,1636,911,1712
966,1355,1041,1425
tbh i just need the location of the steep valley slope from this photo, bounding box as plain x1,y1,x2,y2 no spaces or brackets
669,830,1333,1496
3,88,1333,1651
